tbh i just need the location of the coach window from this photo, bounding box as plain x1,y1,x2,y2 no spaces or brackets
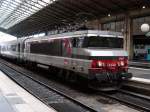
11,45,17,51
7,46,10,51
2,46,5,51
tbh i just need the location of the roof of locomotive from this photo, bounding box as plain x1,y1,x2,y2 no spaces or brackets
26,30,123,42
0,30,123,45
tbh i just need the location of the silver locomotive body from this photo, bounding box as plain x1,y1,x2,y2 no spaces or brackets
0,30,132,90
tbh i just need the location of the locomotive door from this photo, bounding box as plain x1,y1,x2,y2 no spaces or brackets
71,36,85,72
23,42,30,61
22,37,32,61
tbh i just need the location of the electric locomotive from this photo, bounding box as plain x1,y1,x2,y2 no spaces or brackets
0,30,132,91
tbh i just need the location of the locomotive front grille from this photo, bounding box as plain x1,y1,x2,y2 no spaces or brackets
95,72,121,82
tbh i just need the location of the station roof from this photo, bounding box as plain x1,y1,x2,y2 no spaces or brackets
0,0,150,37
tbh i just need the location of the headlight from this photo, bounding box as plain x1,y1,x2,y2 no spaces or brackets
120,61,125,66
97,61,103,67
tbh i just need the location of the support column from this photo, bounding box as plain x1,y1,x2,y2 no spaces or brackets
124,14,133,60
99,23,103,30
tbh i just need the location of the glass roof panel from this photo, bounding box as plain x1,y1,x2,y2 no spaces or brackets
0,0,57,29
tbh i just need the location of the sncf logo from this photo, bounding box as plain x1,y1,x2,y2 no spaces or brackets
63,38,72,56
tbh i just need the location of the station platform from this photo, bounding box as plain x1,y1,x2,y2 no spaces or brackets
129,66,150,85
129,61,150,68
0,71,56,112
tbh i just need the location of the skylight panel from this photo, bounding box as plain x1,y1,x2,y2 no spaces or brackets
0,0,57,29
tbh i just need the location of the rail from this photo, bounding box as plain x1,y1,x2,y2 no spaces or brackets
0,60,97,112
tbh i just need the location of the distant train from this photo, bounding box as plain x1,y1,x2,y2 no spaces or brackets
0,30,132,91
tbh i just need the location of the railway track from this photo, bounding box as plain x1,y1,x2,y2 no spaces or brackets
0,59,150,112
0,60,97,112
99,89,150,112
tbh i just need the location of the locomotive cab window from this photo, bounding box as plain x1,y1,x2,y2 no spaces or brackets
72,36,85,48
86,36,123,48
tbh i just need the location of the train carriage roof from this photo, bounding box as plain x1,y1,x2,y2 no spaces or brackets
26,30,123,42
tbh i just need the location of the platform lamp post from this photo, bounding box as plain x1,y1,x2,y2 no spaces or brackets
141,23,150,33
140,15,149,33
140,22,150,60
